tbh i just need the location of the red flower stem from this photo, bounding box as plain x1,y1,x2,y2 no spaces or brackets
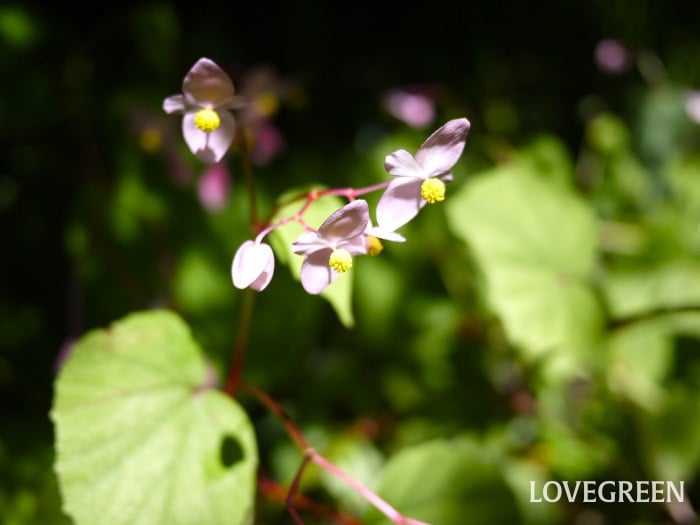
258,473,362,525
286,455,312,525
255,180,393,240
242,381,431,525
223,288,256,397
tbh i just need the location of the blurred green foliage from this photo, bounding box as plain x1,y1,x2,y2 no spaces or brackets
2,1,700,524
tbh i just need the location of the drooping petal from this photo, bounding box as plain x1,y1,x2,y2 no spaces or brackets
250,247,275,291
182,110,236,164
376,177,425,231
317,200,369,243
163,94,186,114
384,149,424,178
292,231,328,256
300,248,336,295
231,240,275,290
183,58,236,106
414,118,470,178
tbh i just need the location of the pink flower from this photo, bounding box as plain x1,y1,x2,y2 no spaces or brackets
384,88,436,128
376,118,470,231
163,58,245,164
198,162,232,212
292,200,370,294
594,39,632,75
231,240,275,291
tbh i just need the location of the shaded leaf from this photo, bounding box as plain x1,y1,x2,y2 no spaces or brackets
364,438,520,525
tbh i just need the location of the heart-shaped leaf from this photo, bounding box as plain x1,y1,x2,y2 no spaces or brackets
51,310,257,525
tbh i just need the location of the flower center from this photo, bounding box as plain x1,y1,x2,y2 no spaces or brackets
194,108,221,133
420,178,446,204
366,235,383,256
329,248,353,273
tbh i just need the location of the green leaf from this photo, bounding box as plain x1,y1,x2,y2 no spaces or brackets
269,187,355,327
446,165,603,359
363,438,520,525
603,260,700,319
606,320,672,410
51,310,257,525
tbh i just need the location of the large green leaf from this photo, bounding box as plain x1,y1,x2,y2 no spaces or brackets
51,310,257,525
269,186,355,327
446,165,603,359
363,438,520,525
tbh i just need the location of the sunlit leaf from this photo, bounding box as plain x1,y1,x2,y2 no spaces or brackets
269,186,355,327
446,165,603,358
606,319,672,410
51,310,257,525
603,260,700,319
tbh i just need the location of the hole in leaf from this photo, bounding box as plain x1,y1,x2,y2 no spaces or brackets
219,434,244,468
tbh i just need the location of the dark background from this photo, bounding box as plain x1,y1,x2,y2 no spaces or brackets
2,1,700,523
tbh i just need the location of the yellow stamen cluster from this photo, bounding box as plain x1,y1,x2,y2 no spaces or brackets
194,108,221,133
366,235,383,256
329,248,353,273
420,178,446,204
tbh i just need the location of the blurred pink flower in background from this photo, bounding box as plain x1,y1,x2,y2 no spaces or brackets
238,66,290,166
198,162,232,211
250,121,286,166
383,87,436,128
594,38,632,75
684,90,700,124
129,108,194,186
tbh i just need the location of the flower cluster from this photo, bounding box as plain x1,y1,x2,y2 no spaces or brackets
163,58,470,296
230,117,470,294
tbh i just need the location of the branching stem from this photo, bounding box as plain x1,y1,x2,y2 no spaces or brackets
242,382,431,525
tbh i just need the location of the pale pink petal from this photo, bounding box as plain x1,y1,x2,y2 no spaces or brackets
376,177,425,231
339,234,370,255
414,118,470,178
384,149,424,178
231,241,275,290
163,94,186,114
204,110,236,163
182,110,236,164
250,248,275,291
183,58,236,106
366,225,406,243
292,231,329,256
317,200,369,243
300,249,336,294
219,95,248,111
